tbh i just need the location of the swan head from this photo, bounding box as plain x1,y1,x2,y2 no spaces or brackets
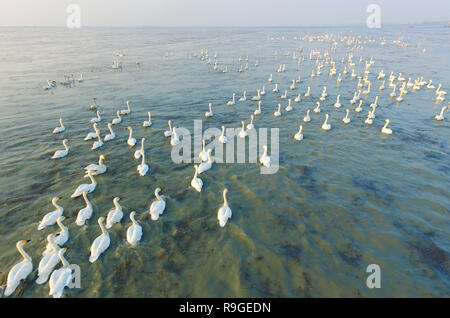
18,240,31,247
57,215,68,223
52,196,61,203
100,155,106,161
126,126,132,131
113,197,120,203
155,187,161,196
98,217,105,225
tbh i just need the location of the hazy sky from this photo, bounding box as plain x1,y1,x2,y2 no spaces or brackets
1,0,449,27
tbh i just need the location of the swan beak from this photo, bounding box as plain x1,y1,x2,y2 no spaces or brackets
24,240,31,243
57,196,61,199
64,216,69,220
64,248,68,251
53,233,60,237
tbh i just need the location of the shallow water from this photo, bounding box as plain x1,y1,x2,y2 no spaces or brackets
0,26,449,297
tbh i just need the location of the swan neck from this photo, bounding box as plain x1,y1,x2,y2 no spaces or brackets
223,190,228,206
17,243,31,261
60,252,70,268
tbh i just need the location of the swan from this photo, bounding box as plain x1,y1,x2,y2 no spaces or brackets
143,112,152,127
38,197,63,230
44,216,69,252
217,188,232,227
334,95,341,108
290,80,296,90
294,125,303,141
205,103,214,118
199,139,208,161
48,248,72,298
84,155,107,176
91,127,104,150
126,126,136,147
260,86,266,96
303,109,311,122
274,104,281,117
381,119,392,135
254,101,262,115
219,126,227,144
127,211,142,246
304,86,310,97
51,139,69,159
89,98,98,110
78,73,84,83
103,123,115,142
390,85,396,98
321,114,331,130
427,80,435,89
4,240,32,297
52,118,65,134
149,188,166,221
71,169,97,198
198,149,214,174
251,90,261,101
191,165,203,192
435,106,447,121
90,110,101,124
76,191,93,226
280,90,287,99
137,152,149,176
285,99,293,112
222,65,228,73
247,115,255,130
239,91,247,102
314,101,321,113
111,111,122,125
120,100,131,115
350,91,357,105
342,109,351,124
371,96,379,108
36,234,61,284
84,123,99,140
364,111,374,125
268,74,273,82
43,80,56,90
164,120,173,137
355,100,363,112
369,105,376,119
171,127,180,146
259,145,271,167
89,217,110,263
226,93,236,106
294,94,301,103
238,121,247,138
134,138,145,159
106,197,123,229
272,83,279,93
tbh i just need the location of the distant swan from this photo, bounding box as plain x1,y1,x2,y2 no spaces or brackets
52,118,65,134
103,123,115,142
51,139,69,159
111,111,122,125
149,188,166,221
238,121,247,138
120,100,131,115
38,197,63,230
198,149,213,174
259,145,271,167
381,119,392,134
164,120,173,137
254,101,262,115
334,95,341,108
321,114,331,130
134,138,145,159
274,104,281,117
127,211,142,246
143,112,152,127
294,125,303,141
191,165,203,192
205,103,214,118
226,93,236,106
219,126,227,144
137,152,149,176
89,217,110,263
434,106,447,121
247,115,255,130
126,126,136,147
342,109,351,124
303,109,311,122
217,188,232,227
106,197,123,229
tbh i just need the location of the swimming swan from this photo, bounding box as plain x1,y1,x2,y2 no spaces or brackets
84,123,99,140
76,191,93,226
51,139,69,159
90,110,101,124
89,217,110,263
4,240,32,297
294,125,304,141
120,100,131,115
84,155,107,175
198,149,213,174
71,169,97,198
38,197,63,230
226,93,236,106
48,248,72,298
36,234,61,284
52,118,65,134
127,211,142,246
219,126,227,144
254,101,262,115
238,121,247,138
191,165,203,192
435,106,447,121
259,145,271,167
164,120,173,137
106,197,123,229
170,127,180,146
247,115,255,130
111,111,122,125
104,123,116,141
321,114,331,130
199,139,208,161
143,112,152,127
137,152,149,176
342,109,351,124
126,126,136,147
134,138,145,159
149,188,166,221
303,109,311,122
381,119,392,135
217,188,232,227
205,103,214,118
274,104,281,117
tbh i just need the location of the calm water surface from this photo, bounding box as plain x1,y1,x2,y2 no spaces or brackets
0,26,449,297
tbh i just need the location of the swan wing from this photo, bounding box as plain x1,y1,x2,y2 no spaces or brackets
6,260,32,291
90,234,110,262
49,268,72,298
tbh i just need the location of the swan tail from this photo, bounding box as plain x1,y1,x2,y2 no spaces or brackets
36,273,50,285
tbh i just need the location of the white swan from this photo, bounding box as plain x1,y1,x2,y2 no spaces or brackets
106,197,123,229
342,109,351,124
303,109,311,122
238,121,247,138
260,86,266,96
71,169,97,198
164,120,173,137
364,110,374,125
205,103,214,118
219,126,227,144
272,83,279,93
239,90,247,102
294,94,301,103
198,149,213,174
268,74,273,83
370,96,379,108
435,106,448,121
381,119,392,135
36,234,61,284
226,93,236,106
90,110,101,124
247,115,255,130
126,126,136,147
89,98,98,110
120,100,131,115
171,127,180,146
143,112,152,127
274,104,281,117
149,188,166,221
314,101,321,113
280,90,287,99
251,90,261,101
91,126,104,150
217,188,232,227
44,216,69,252
304,86,310,97
111,111,122,125
76,191,93,226
49,248,72,298
355,100,363,112
51,139,69,159
294,125,303,141
104,123,116,141
84,154,107,176
334,95,341,108
199,139,208,161
134,138,145,159
38,197,63,230
321,114,331,130
84,123,98,140
89,217,110,263
285,99,293,112
254,101,262,115
127,211,142,246
137,152,149,176
4,240,32,297
259,145,271,167
52,118,65,134
191,165,203,192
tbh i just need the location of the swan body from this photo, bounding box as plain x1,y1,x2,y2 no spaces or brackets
238,121,247,138
334,95,341,108
321,114,331,130
143,112,152,127
191,165,203,192
217,188,232,227
219,126,227,144
303,109,311,122
49,248,72,298
4,240,32,297
294,125,303,141
198,149,213,174
342,109,351,124
120,100,131,115
149,188,166,221
171,127,180,146
254,101,262,115
259,145,271,167
76,191,93,226
127,211,142,246
435,106,447,121
51,139,69,159
274,104,281,117
52,118,65,134
111,111,122,125
205,103,214,118
381,119,392,135
36,234,61,285
199,139,208,161
90,110,101,124
104,123,116,141
285,99,293,112
71,169,97,198
89,217,110,263
38,197,63,230
106,197,123,229
226,93,236,106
